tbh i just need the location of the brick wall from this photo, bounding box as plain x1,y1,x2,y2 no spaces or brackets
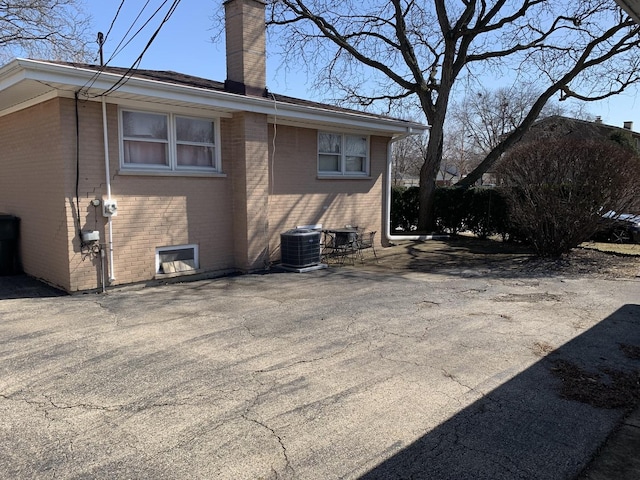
266,124,390,260
63,99,237,291
228,111,270,271
0,95,392,291
0,98,72,290
21,99,240,291
224,0,266,92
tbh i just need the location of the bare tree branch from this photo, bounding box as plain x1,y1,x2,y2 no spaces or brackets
0,0,92,62
266,0,640,230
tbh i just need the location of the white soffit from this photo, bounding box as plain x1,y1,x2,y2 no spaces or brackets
0,59,428,135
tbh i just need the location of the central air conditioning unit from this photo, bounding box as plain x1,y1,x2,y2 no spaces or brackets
280,229,322,268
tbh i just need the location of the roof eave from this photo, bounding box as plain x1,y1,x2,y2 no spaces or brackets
0,58,428,136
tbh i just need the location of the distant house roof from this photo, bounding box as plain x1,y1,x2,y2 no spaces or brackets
0,58,428,136
520,115,640,143
486,115,640,175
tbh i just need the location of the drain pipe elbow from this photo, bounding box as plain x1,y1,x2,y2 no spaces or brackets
384,126,441,243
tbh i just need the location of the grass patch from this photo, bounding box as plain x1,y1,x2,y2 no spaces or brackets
580,242,640,256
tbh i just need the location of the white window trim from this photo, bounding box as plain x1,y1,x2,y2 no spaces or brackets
317,131,370,177
155,244,199,275
119,108,222,175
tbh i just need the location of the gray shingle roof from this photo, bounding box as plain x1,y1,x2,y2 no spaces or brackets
53,61,407,123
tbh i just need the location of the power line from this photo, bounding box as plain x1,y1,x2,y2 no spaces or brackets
82,0,155,91
103,0,127,45
81,0,182,96
98,0,182,97
105,0,155,66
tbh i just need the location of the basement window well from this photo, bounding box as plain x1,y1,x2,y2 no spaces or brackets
155,244,199,275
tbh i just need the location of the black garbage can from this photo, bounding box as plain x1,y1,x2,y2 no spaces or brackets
0,214,20,275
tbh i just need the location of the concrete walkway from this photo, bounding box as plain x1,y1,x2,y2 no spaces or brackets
0,246,639,479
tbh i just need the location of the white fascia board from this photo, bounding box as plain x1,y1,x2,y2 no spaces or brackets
0,59,31,90
6,58,428,136
263,100,427,135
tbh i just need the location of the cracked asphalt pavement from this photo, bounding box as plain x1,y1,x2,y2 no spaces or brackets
1,246,639,479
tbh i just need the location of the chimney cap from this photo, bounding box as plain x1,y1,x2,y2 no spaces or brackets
623,121,633,130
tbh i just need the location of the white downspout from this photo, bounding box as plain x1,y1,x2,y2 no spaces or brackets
384,126,445,243
101,96,115,282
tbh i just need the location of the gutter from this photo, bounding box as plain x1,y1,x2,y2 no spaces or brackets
385,127,446,243
3,58,425,135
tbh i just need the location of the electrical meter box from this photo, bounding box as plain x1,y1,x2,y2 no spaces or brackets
103,200,118,217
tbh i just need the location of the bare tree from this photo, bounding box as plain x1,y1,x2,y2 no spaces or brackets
0,0,92,63
449,86,561,155
391,134,423,186
441,123,480,184
444,86,585,184
267,0,640,231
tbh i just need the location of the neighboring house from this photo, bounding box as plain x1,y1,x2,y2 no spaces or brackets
520,115,640,147
394,174,420,187
0,0,426,292
436,166,461,186
485,114,640,185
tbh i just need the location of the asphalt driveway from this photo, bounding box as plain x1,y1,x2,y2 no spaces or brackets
1,245,639,479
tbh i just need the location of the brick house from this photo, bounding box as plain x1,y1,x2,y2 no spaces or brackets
0,0,426,292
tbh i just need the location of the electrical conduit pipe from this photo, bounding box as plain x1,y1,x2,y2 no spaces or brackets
101,96,115,283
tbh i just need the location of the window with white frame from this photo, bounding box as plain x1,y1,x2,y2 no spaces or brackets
121,109,219,173
318,132,369,176
155,244,199,275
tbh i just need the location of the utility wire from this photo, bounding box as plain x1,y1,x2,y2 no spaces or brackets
83,0,152,90
103,0,127,44
81,0,181,95
99,0,182,97
105,0,155,65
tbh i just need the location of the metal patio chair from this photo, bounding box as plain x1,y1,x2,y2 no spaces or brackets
355,230,378,264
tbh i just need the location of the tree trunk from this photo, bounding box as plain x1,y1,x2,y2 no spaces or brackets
418,121,444,232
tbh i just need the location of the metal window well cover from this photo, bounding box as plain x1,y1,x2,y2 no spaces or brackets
279,229,326,272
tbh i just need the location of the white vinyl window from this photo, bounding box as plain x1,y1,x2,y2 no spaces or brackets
318,132,369,176
121,109,219,173
122,111,169,167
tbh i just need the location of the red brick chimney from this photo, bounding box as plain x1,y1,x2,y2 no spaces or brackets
224,0,266,96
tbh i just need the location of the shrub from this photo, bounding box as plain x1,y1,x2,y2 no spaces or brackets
434,187,466,234
391,186,419,232
392,186,511,238
464,188,510,239
496,138,640,256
